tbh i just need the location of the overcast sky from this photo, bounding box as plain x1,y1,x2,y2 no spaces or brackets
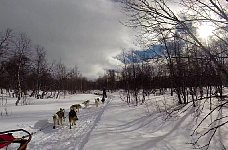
0,0,135,79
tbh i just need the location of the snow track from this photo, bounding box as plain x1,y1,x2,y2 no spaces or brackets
27,98,110,150
78,98,111,150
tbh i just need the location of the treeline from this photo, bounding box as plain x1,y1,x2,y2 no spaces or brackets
102,36,227,105
0,29,103,103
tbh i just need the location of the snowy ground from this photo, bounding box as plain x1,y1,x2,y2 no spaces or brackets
1,91,228,150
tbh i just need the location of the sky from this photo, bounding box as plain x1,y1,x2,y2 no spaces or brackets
0,0,135,79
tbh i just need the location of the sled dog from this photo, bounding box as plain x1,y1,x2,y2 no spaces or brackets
53,108,65,129
70,104,82,113
69,108,78,129
82,100,90,108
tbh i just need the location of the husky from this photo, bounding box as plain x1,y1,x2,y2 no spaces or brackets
69,108,78,129
82,100,90,108
53,108,65,129
70,104,82,113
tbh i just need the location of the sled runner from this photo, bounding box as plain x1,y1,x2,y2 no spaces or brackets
0,129,32,150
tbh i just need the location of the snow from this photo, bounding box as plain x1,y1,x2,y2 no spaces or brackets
1,92,228,150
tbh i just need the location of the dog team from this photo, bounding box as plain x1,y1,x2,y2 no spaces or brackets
52,98,101,129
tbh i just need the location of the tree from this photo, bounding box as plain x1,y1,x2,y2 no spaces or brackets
31,45,48,99
0,29,13,92
53,61,67,98
13,33,32,105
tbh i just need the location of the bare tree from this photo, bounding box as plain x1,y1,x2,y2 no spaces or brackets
31,45,48,99
13,33,32,105
0,29,13,59
53,61,67,98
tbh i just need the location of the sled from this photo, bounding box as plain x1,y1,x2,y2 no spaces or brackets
0,129,32,150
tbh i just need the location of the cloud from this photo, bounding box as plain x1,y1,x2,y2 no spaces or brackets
0,0,134,79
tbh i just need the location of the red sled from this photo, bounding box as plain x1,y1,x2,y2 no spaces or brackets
0,129,32,150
